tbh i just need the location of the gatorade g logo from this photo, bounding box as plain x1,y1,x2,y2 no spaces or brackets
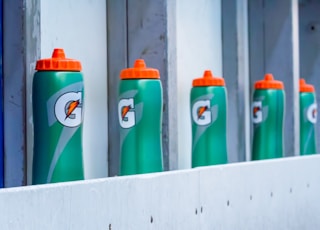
307,103,317,124
192,100,211,126
252,101,262,124
54,92,83,127
118,98,135,128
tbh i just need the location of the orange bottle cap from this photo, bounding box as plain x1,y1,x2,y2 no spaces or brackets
254,73,284,89
36,48,82,71
299,78,315,92
120,59,160,79
192,70,225,87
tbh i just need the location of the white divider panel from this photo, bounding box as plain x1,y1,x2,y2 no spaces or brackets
39,0,108,181
176,0,222,169
0,155,319,229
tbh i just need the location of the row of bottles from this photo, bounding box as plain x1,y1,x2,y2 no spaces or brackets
31,50,317,185
191,71,317,167
252,75,317,159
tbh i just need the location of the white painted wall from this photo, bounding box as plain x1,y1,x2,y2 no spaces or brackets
176,0,223,169
27,0,108,182
1,155,320,229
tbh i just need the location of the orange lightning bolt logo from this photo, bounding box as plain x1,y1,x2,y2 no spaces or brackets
313,108,317,119
122,105,131,120
253,106,261,118
198,106,208,119
65,100,80,120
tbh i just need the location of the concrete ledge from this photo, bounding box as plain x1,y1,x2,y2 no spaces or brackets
0,155,319,229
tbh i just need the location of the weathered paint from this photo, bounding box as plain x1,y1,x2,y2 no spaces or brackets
3,0,27,187
108,0,178,174
26,0,41,185
127,0,178,172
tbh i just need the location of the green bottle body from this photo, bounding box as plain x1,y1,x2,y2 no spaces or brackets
300,92,317,155
118,79,163,175
32,71,84,184
191,86,228,167
252,89,285,160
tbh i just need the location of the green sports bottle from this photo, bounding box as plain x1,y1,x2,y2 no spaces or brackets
252,73,285,160
118,59,163,175
191,70,228,167
299,78,317,155
32,48,84,184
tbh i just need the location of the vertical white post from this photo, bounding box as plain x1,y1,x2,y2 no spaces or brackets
176,0,222,168
292,0,300,156
237,0,251,161
39,0,108,179
25,0,41,184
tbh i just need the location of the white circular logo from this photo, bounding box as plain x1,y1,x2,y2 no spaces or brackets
192,100,211,126
252,101,262,124
54,91,83,127
118,98,135,129
307,103,317,124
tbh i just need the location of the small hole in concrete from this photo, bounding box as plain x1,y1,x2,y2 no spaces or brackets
201,206,203,213
195,209,198,215
150,216,153,223
307,183,310,188
311,25,316,31
109,224,112,230
227,200,230,206
290,188,292,193
250,195,253,200
270,192,273,197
